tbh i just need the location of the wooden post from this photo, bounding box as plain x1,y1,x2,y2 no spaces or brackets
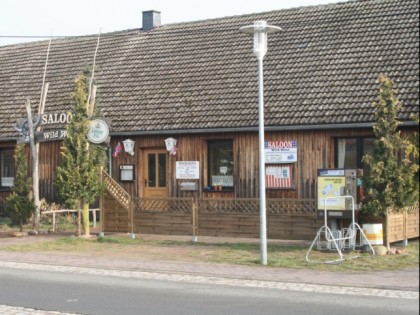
130,202,135,239
52,211,56,232
99,167,104,237
93,209,96,228
403,209,408,246
25,98,41,232
31,39,51,232
192,198,198,242
385,211,390,249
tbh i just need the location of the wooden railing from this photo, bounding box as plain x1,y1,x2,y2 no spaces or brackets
41,208,99,232
101,169,134,235
132,197,317,215
133,197,194,213
102,170,132,210
131,197,319,239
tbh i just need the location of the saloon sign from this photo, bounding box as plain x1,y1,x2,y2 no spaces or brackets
16,112,110,144
40,112,72,125
264,140,298,164
36,112,72,143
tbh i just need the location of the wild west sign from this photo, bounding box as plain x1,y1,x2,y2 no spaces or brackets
35,129,67,142
264,140,298,164
40,112,73,125
15,112,109,144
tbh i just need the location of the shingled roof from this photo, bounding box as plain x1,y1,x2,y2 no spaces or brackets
0,0,419,139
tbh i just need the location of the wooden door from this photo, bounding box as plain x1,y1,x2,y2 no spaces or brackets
143,149,168,198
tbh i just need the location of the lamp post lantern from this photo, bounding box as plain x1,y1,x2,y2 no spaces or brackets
240,21,281,265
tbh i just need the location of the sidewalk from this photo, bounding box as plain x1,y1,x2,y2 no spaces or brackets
0,232,418,293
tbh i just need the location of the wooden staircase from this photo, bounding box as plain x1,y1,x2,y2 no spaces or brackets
100,169,134,235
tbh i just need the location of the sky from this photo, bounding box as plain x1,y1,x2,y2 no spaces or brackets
0,0,348,46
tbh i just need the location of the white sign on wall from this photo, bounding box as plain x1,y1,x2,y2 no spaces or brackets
265,140,298,164
176,161,200,179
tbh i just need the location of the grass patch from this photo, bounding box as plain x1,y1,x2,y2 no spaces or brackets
1,216,418,271
0,213,94,234
3,234,418,272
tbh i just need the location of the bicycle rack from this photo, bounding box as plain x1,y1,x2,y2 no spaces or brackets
306,196,375,264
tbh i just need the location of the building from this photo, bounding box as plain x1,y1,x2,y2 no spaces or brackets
0,0,418,240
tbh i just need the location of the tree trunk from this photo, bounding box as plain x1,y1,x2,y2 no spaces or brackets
77,207,82,236
19,217,23,232
25,98,40,232
82,203,90,236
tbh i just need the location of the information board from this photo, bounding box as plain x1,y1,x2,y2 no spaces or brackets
264,140,297,164
176,161,200,179
317,176,346,210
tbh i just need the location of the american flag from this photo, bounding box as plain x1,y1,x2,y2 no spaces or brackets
112,142,123,158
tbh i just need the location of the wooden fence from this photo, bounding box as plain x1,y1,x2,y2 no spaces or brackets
387,204,419,245
41,208,99,232
100,171,418,242
116,197,322,240
359,204,419,246
102,194,419,243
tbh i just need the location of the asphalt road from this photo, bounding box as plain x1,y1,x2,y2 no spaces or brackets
0,267,418,315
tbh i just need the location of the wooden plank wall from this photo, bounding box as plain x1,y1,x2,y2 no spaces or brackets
360,205,419,245
132,211,323,240
268,214,324,240
407,211,419,239
1,141,63,208
126,208,420,242
102,192,129,233
134,212,191,235
37,141,62,202
110,128,375,200
387,209,420,243
198,213,260,238
387,212,405,244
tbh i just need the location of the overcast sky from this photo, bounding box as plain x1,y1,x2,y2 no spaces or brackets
1,0,349,46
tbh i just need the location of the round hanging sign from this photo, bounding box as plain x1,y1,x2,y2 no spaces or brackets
87,119,109,144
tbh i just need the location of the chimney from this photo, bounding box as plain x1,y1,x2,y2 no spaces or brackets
142,10,161,31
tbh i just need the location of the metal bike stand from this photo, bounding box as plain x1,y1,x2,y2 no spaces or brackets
306,196,375,264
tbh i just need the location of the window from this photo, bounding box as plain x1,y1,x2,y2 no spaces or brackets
208,140,234,188
0,148,15,188
147,153,167,187
336,138,374,170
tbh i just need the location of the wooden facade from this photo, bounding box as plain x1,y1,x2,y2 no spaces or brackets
1,125,418,244
109,128,375,201
1,0,418,242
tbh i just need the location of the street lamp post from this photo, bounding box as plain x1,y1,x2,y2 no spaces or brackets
240,21,281,265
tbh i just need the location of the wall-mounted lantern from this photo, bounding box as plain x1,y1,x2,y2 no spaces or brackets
123,138,135,156
164,137,177,155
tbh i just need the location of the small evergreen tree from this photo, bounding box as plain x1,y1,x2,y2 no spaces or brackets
362,74,419,216
55,71,107,236
5,144,36,231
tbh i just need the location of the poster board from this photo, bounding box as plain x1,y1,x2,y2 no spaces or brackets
264,140,297,164
119,164,135,181
317,169,346,210
176,161,199,179
266,165,293,188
